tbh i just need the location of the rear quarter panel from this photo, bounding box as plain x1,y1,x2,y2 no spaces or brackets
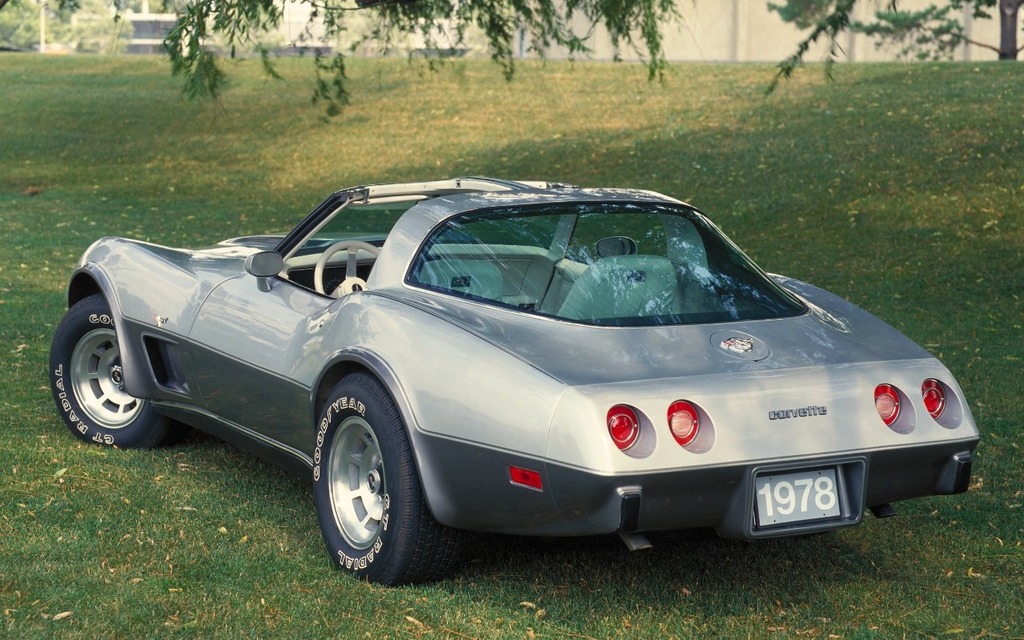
318,292,571,529
322,292,567,458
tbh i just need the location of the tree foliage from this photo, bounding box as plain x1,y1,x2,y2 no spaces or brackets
46,0,676,116
854,4,968,60
856,0,1024,60
770,0,1022,72
769,0,863,91
13,0,1020,111
1,0,131,52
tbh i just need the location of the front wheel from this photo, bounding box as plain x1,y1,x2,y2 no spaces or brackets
312,372,461,585
49,293,186,448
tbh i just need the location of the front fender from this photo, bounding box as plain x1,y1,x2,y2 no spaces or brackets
66,237,234,401
65,261,155,401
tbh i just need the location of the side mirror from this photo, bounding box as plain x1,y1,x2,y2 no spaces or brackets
244,251,284,292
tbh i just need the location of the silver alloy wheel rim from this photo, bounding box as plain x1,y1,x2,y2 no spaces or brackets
70,327,142,429
328,416,386,550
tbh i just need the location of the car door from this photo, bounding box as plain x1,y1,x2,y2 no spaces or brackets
187,271,336,456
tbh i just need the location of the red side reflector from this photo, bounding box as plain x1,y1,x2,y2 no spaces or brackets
509,466,543,490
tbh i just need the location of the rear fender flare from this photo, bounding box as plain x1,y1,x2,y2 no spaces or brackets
311,349,456,527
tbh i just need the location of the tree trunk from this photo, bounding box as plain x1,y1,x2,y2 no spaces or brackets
999,0,1020,59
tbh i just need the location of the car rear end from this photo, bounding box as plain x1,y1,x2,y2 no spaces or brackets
540,356,978,542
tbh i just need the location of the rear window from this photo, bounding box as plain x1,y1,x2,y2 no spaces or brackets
407,202,806,326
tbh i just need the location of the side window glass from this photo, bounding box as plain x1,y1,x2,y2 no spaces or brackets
410,210,562,305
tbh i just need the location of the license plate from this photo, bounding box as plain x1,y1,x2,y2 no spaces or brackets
754,468,841,527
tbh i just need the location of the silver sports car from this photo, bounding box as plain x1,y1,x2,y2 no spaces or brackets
49,178,979,585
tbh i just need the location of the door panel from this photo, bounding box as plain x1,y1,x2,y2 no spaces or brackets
188,276,335,453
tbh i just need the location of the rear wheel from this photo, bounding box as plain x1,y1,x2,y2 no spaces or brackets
312,372,461,585
49,293,186,448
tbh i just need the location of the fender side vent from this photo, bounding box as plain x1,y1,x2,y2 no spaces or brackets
143,335,189,395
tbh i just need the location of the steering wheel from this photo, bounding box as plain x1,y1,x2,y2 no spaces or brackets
314,240,382,297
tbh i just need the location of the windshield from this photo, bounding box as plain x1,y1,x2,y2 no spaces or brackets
278,198,423,295
407,202,806,326
289,200,421,258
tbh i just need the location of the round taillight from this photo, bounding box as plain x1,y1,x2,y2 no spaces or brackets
922,379,946,420
607,405,640,451
667,400,700,446
874,384,901,426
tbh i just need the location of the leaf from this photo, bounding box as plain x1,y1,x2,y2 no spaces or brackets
53,468,68,480
405,616,424,627
52,611,73,621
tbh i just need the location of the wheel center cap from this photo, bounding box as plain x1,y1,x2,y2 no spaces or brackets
366,469,381,494
110,365,124,387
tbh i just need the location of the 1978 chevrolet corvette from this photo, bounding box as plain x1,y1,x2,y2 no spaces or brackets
49,178,979,584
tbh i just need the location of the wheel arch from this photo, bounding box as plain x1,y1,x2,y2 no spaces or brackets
68,269,106,308
311,350,457,527
313,355,377,421
63,266,153,401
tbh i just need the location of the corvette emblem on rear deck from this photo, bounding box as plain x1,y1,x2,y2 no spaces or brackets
153,314,168,328
720,337,754,354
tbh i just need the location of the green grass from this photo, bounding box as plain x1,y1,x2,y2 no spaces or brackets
2,54,1022,638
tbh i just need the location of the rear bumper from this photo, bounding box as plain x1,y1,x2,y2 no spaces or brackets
547,439,976,540
415,432,978,539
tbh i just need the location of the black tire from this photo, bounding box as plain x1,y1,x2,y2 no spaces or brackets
312,372,461,585
49,293,186,448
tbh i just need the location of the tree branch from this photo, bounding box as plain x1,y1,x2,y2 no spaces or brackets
768,0,858,93
961,35,1004,55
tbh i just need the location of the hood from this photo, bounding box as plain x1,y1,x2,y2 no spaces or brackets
208,235,285,255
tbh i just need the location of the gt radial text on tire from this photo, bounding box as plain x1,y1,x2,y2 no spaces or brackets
49,293,186,448
312,372,461,585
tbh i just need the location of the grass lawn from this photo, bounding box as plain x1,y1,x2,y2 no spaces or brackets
1,54,1022,638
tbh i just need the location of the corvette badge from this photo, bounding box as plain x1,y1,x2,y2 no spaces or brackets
720,337,754,354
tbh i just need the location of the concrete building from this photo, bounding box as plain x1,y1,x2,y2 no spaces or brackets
125,0,1019,63
550,0,1014,63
